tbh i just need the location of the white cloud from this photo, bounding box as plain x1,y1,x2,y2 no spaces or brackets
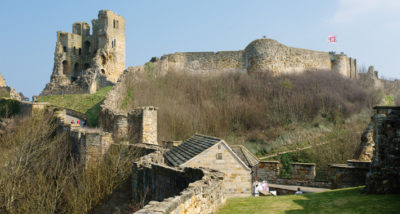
330,0,400,24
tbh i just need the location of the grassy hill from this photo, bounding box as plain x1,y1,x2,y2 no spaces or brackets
217,187,400,214
36,86,112,126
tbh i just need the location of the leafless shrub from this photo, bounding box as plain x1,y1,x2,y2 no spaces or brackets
119,70,380,142
0,112,141,213
396,94,400,106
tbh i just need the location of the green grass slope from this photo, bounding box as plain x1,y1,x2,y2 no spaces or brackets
36,86,112,126
217,187,400,214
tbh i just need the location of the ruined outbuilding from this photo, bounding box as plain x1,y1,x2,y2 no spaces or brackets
41,10,125,95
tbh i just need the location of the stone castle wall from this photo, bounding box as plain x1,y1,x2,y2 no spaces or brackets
156,51,245,75
151,39,357,78
41,10,125,95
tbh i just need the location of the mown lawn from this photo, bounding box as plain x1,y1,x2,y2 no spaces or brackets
217,187,400,214
36,86,112,126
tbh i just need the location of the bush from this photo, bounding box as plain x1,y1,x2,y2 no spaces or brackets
118,70,380,142
0,112,141,213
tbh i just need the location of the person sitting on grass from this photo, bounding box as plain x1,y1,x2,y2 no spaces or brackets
295,187,303,195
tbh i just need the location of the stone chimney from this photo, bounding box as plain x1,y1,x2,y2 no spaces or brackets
128,106,158,145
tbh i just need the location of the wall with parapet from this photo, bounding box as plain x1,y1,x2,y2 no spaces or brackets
256,160,371,189
133,152,226,214
151,39,357,78
256,161,328,188
156,51,245,76
328,160,371,189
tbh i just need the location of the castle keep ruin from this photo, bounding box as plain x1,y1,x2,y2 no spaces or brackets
41,10,125,95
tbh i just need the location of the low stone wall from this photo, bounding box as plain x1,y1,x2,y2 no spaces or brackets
328,160,371,189
257,161,322,187
133,152,226,214
290,163,316,181
256,161,279,181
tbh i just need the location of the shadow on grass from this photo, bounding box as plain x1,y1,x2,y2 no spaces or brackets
85,100,104,127
286,187,400,214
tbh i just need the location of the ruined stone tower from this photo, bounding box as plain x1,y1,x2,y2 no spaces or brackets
0,73,5,87
128,106,158,145
41,10,125,95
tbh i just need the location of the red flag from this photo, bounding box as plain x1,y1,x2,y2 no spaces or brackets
328,36,337,43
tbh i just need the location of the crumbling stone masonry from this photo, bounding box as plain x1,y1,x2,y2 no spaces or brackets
0,73,5,87
366,106,400,194
42,10,125,95
128,106,158,145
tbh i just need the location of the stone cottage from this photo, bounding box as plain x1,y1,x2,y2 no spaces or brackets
164,134,253,197
231,145,260,183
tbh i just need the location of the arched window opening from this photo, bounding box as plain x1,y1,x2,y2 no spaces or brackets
62,60,68,75
112,39,117,48
63,46,67,52
84,63,90,70
84,41,91,54
74,63,80,73
101,55,106,65
79,48,82,55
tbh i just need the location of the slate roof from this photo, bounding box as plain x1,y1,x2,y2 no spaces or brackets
164,134,222,167
230,145,259,168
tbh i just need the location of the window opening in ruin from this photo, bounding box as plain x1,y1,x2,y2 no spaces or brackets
74,63,80,72
101,55,106,65
111,39,117,48
84,41,91,54
62,60,68,75
94,49,97,55
101,69,106,74
63,46,67,52
79,48,82,55
84,63,90,70
216,153,223,160
113,20,119,29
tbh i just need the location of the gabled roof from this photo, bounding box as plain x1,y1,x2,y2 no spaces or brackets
164,134,222,167
230,145,260,168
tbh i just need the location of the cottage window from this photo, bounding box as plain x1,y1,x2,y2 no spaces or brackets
216,153,222,160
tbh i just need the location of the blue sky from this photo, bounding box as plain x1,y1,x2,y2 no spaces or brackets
1,0,399,97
